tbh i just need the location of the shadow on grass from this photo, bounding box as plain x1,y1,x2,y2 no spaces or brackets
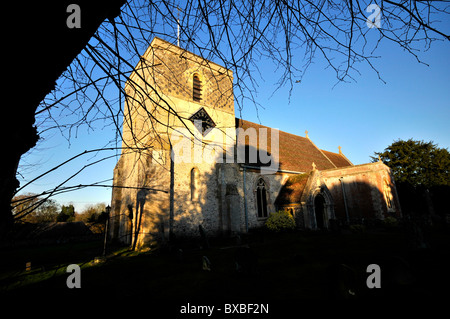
0,240,106,292
2,227,450,305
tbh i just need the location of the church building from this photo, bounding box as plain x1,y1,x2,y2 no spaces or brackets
109,37,401,248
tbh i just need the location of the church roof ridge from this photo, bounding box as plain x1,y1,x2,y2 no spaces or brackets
235,117,353,172
321,149,354,167
235,118,308,140
304,133,337,169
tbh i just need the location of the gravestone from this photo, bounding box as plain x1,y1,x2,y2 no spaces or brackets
235,234,241,246
289,253,306,265
177,248,184,262
199,225,210,249
235,246,258,275
327,263,358,299
202,255,211,271
381,255,416,298
329,218,341,233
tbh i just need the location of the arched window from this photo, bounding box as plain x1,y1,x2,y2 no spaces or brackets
383,179,393,210
256,178,268,218
193,74,202,102
190,168,199,201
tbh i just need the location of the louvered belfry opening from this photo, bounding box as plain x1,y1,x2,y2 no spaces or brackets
193,74,202,102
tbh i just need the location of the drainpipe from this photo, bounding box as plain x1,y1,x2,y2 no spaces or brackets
339,177,350,224
169,144,175,241
243,166,249,233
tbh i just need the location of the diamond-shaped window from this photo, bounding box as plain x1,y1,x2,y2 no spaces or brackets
189,107,216,136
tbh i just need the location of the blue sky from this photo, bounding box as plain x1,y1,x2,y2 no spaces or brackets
249,37,450,166
17,7,450,212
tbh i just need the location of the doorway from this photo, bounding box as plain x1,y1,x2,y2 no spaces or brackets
314,194,326,229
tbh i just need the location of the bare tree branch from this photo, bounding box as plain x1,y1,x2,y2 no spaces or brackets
15,0,449,215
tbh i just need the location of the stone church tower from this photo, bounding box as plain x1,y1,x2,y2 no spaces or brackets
110,37,402,248
110,37,239,247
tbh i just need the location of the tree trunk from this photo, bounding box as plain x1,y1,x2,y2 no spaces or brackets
2,0,125,241
1,112,39,239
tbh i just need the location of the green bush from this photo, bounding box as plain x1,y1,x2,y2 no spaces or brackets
265,210,296,232
383,216,398,228
349,224,366,233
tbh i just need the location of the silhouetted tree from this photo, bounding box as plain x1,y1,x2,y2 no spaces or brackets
12,193,60,223
373,139,450,218
373,139,450,189
77,203,107,223
3,0,125,239
57,204,76,222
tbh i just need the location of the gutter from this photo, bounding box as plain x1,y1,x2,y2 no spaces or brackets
240,164,304,175
243,166,249,233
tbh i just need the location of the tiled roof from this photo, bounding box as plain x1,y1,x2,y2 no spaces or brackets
274,173,309,205
321,150,353,168
235,118,352,172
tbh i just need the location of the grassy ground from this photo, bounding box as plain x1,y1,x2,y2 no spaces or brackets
1,226,449,311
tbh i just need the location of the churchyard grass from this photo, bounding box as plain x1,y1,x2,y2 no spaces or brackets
1,227,449,302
